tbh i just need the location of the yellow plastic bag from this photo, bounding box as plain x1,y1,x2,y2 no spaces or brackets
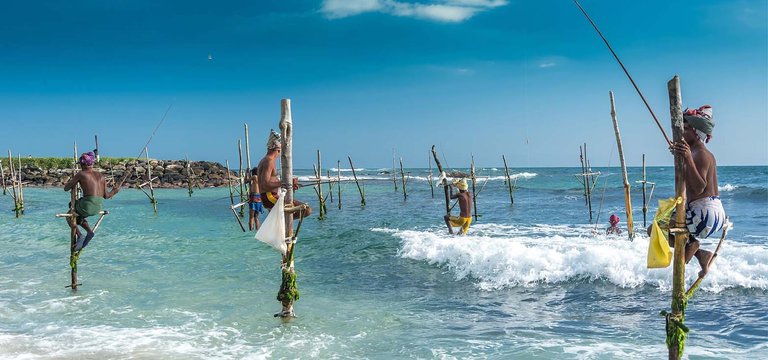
647,197,681,268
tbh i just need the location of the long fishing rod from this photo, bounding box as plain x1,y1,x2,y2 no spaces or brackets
573,0,672,146
114,102,174,189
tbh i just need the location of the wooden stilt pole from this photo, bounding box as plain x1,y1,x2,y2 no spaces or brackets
327,170,333,204
244,123,252,175
0,159,6,196
585,144,594,222
348,156,365,206
316,150,326,219
226,160,235,207
278,98,298,318
400,157,407,201
428,151,434,198
145,148,157,214
642,155,648,227
238,140,246,217
8,150,19,217
392,149,398,192
666,75,688,360
470,155,478,220
68,189,79,290
431,145,451,234
579,145,588,206
609,91,634,240
17,154,24,215
337,160,342,210
186,155,194,197
502,154,515,205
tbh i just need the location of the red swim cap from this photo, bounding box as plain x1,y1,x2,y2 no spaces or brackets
609,214,619,224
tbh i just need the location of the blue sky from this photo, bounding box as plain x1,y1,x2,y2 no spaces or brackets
1,0,766,168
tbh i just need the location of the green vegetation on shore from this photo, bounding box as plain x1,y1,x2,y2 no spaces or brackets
1,157,137,170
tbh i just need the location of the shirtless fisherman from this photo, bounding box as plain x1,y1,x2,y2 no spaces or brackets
256,129,311,219
64,152,121,251
669,105,725,277
444,178,472,235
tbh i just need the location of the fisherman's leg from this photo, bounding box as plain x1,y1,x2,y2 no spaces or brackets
249,209,256,231
684,234,699,264
694,248,714,277
288,200,312,219
77,218,95,251
443,215,454,235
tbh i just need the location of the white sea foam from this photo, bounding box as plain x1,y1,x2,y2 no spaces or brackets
374,223,768,292
719,183,737,192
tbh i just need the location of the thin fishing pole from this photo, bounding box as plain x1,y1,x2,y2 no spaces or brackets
573,0,671,146
115,101,174,188
593,148,615,233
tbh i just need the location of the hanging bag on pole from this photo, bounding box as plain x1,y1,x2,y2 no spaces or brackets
255,188,287,255
647,197,681,268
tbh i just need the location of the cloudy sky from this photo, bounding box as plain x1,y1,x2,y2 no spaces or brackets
1,0,766,168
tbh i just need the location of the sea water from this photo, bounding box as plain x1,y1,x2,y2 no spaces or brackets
0,166,766,359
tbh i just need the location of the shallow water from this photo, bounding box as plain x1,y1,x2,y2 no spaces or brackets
1,166,766,359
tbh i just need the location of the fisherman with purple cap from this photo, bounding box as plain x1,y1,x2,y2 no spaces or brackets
667,104,725,277
64,151,122,251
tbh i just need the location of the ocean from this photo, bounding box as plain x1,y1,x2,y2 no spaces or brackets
1,166,766,359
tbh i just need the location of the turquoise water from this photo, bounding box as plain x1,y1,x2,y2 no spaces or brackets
1,166,766,359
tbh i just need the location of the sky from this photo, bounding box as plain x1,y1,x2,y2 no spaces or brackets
1,0,766,169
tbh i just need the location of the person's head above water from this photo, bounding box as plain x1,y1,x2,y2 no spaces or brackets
609,214,620,225
79,152,95,167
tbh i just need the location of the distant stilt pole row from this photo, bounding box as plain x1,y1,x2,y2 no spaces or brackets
348,156,365,206
576,144,599,222
609,91,634,240
0,159,6,195
316,149,326,219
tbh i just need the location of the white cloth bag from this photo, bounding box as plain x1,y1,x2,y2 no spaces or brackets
255,188,287,255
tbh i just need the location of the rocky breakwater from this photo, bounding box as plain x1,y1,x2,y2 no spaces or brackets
13,160,236,189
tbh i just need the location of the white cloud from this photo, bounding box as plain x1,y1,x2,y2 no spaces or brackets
321,0,508,22
538,62,556,68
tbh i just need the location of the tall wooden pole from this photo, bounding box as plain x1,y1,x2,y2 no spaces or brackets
399,157,407,200
69,189,79,289
431,145,451,233
642,154,648,227
585,143,594,222
226,160,235,207
186,155,194,197
579,146,588,205
17,154,24,215
667,75,688,360
428,152,434,198
392,149,398,192
244,123,252,176
238,140,246,217
0,159,6,195
609,91,634,240
470,155,478,220
8,150,19,217
348,156,365,206
316,149,326,219
278,99,298,318
337,160,342,210
502,155,515,205
146,148,157,214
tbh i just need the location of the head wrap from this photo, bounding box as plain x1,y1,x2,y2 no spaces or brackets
266,129,282,151
609,214,619,225
79,152,95,166
453,178,468,191
683,105,714,143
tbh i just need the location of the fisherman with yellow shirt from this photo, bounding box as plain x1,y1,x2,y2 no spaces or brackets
443,178,472,235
